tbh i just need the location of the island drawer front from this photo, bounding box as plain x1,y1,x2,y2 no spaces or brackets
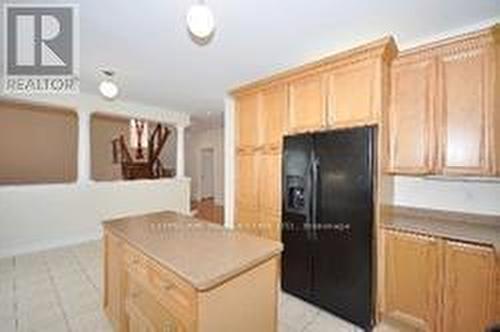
122,242,197,324
148,260,198,323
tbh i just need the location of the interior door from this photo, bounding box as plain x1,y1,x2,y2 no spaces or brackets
200,148,215,199
312,126,375,330
281,134,314,301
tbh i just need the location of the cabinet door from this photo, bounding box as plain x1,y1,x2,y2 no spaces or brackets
259,213,281,241
443,241,496,332
236,152,259,210
328,60,377,127
261,84,286,150
236,92,261,151
258,152,281,216
236,207,260,237
384,231,440,331
288,73,326,133
437,47,492,175
388,58,436,174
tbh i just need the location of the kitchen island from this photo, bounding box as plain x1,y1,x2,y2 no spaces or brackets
102,211,283,332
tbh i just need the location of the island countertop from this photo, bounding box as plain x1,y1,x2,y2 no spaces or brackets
102,211,283,291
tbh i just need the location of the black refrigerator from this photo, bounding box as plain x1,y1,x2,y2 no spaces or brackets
281,126,375,331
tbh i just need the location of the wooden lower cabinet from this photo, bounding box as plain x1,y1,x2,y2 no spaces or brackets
442,241,496,332
384,231,440,330
383,229,498,332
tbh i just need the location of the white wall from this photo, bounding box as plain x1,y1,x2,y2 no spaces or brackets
185,126,225,205
393,176,500,215
0,93,191,257
0,179,190,257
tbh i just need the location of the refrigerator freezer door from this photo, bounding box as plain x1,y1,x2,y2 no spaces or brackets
312,127,375,330
281,134,315,301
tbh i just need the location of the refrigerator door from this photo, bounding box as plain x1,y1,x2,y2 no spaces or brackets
281,134,315,301
312,127,375,330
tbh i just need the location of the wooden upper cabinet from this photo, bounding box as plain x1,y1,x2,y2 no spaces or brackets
328,60,378,127
261,84,287,150
384,231,440,331
236,92,261,150
387,58,436,174
437,46,492,176
443,241,496,332
288,73,327,133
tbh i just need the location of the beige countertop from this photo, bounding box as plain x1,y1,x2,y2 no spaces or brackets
103,211,283,291
382,206,500,258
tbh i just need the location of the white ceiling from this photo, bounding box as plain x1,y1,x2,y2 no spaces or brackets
2,0,500,115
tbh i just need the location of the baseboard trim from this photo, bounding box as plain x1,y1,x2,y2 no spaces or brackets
0,230,102,258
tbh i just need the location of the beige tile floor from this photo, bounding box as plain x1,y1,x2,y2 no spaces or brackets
0,240,372,332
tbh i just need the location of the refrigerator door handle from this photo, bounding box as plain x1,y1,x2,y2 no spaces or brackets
304,152,315,242
311,156,319,241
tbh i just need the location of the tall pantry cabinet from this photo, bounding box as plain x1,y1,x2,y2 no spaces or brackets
232,38,397,242
235,85,286,240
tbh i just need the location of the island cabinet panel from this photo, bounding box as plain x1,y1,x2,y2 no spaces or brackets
288,73,327,133
198,258,278,332
437,46,492,176
327,60,378,128
103,222,281,332
442,241,496,332
384,231,440,331
261,84,287,150
104,233,126,331
387,58,436,174
236,92,261,151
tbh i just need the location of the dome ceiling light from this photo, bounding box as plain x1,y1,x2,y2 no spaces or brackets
186,0,215,39
99,69,119,100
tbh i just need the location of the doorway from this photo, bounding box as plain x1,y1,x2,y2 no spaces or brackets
200,148,215,200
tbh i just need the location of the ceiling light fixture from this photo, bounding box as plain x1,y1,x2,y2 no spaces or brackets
186,1,215,39
99,69,119,100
